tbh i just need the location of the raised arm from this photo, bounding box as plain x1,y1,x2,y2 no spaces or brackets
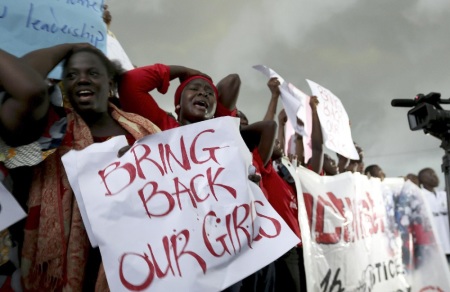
0,49,49,146
119,64,208,129
119,64,172,128
20,43,88,79
277,108,287,148
240,120,276,167
308,96,324,174
216,73,240,112
263,77,281,121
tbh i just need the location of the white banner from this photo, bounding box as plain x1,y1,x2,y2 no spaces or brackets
253,65,313,163
306,80,359,160
0,183,26,231
62,117,299,292
296,167,450,292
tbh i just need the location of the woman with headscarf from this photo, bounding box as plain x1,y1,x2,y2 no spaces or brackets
20,45,160,291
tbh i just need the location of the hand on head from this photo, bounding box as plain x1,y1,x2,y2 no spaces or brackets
179,68,211,83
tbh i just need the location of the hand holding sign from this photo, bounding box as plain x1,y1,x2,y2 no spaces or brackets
306,79,359,160
253,65,307,137
62,117,299,291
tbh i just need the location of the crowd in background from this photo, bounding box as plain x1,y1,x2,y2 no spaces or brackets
0,5,449,292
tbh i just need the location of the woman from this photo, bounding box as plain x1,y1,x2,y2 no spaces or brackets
118,64,240,130
20,46,160,291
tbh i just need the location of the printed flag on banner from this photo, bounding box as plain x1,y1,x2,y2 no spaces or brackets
296,167,450,292
0,0,107,79
394,180,450,291
0,183,26,231
296,168,410,292
252,65,313,163
306,80,359,160
62,117,300,292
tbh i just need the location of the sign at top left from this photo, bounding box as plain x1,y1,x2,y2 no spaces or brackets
0,0,107,79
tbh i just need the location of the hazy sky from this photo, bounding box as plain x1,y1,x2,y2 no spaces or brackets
106,0,450,186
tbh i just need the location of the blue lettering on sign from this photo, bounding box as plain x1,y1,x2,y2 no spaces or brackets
25,3,105,46
66,0,103,12
0,5,7,19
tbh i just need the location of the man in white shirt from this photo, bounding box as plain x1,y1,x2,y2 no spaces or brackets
419,167,450,265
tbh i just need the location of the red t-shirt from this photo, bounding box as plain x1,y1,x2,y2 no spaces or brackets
119,64,180,131
252,149,301,242
119,64,237,131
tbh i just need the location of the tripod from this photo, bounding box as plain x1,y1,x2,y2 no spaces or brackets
439,139,450,231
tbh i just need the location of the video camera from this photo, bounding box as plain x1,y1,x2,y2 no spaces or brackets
393,93,450,230
391,92,450,139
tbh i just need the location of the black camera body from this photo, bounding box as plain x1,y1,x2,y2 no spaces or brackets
392,92,450,139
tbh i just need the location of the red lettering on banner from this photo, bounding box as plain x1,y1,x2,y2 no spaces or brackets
171,230,207,276
207,167,237,200
135,166,238,219
315,194,342,244
253,200,282,241
147,239,175,278
344,197,357,242
119,252,155,291
203,211,232,257
164,137,191,173
190,174,209,203
98,128,229,198
138,181,175,218
303,191,388,244
132,144,165,178
173,177,197,210
202,200,282,257
366,192,385,234
190,129,224,165
231,203,252,251
99,162,137,196
119,229,206,290
303,193,314,228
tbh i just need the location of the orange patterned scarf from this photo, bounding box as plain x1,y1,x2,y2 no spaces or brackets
21,103,160,291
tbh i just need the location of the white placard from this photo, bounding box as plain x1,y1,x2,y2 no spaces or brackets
306,79,359,160
253,65,313,163
62,117,300,292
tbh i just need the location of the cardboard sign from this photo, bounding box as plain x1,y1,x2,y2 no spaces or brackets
0,0,106,79
306,79,359,160
0,183,26,231
62,117,300,292
253,65,313,163
253,65,308,137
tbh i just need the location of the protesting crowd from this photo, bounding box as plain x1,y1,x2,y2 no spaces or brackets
1,3,450,292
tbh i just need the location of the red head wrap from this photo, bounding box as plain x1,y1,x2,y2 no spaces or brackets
174,75,219,108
